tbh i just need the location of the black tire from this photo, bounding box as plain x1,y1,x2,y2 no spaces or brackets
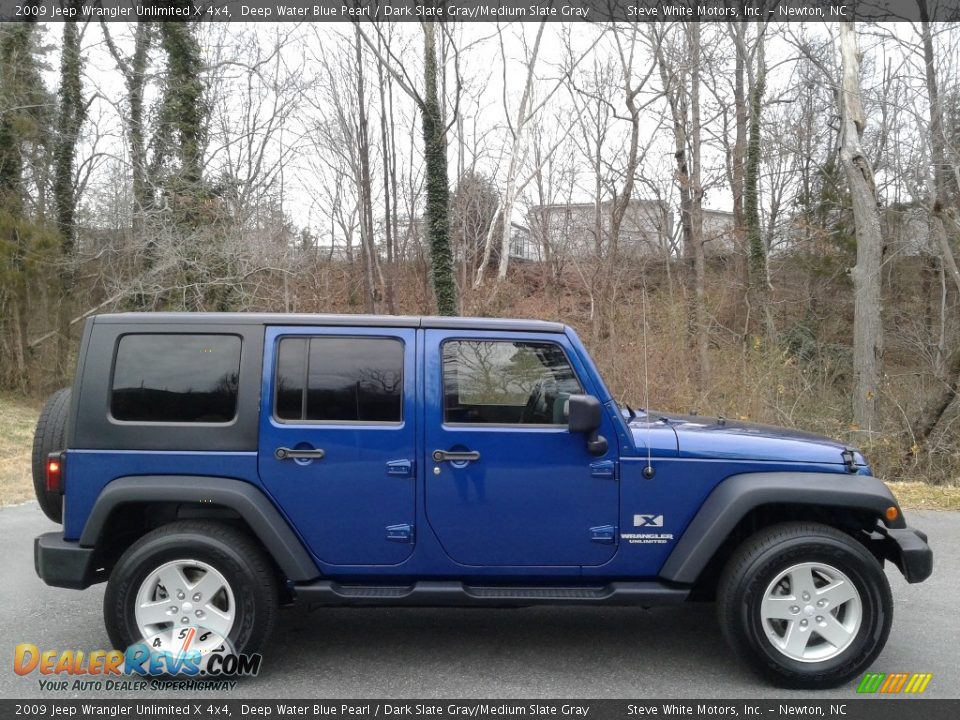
717,521,893,689
31,388,71,523
104,520,279,661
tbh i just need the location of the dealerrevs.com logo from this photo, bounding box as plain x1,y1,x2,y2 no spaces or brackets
14,631,262,692
856,672,933,694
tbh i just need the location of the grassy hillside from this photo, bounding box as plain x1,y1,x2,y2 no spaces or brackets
0,394,40,505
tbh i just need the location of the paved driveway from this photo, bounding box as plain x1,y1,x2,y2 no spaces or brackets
1,502,956,698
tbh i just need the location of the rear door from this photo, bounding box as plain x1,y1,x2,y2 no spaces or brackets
258,326,417,566
423,330,620,567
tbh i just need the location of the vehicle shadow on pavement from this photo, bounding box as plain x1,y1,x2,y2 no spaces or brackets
251,602,750,697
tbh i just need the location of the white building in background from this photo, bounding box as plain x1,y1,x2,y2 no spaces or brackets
309,202,740,265
764,205,935,258
701,209,736,256
508,222,540,262
527,199,674,260
307,203,943,266
884,207,935,257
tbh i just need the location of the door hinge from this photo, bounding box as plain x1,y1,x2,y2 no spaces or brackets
590,460,617,479
589,525,617,544
386,459,415,478
385,523,414,543
841,448,858,473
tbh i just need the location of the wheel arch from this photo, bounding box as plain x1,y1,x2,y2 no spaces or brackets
80,476,320,583
660,472,903,588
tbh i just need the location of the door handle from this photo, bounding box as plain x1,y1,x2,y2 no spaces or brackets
275,447,326,461
432,449,481,463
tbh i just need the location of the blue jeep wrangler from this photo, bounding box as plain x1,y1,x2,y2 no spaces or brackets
32,313,931,687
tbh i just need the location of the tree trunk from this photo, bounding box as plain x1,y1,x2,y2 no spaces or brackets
838,22,884,436
101,20,153,308
729,23,749,317
911,4,960,444
919,0,949,215
689,23,709,408
0,14,45,391
656,30,701,399
129,23,152,226
917,5,960,296
422,20,456,316
744,23,776,343
54,2,86,381
157,18,205,192
376,34,397,315
601,27,648,344
493,22,547,284
353,25,378,314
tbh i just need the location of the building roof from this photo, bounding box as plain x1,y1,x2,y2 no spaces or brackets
529,198,667,212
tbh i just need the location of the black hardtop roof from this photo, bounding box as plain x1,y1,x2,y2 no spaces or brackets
92,312,567,334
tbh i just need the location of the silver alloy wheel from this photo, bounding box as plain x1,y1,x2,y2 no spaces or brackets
760,561,863,663
134,559,235,655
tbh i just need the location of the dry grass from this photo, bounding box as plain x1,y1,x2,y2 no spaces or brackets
886,482,960,512
0,394,40,506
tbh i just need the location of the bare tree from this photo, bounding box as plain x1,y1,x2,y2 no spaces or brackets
0,13,54,389
100,21,153,229
353,24,381,312
838,22,884,436
355,15,460,315
911,5,960,445
741,21,776,342
375,27,399,314
53,3,87,380
473,24,602,288
653,22,710,406
473,21,548,286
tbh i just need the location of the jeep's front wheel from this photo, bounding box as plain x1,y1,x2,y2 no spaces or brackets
717,522,892,689
104,521,278,663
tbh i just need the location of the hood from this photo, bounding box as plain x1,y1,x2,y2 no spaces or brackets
631,411,866,468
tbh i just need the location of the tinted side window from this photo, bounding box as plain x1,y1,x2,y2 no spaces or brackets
111,335,241,423
442,340,583,425
275,337,306,420
275,337,403,423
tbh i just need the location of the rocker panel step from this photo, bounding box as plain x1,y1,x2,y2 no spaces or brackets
295,580,688,608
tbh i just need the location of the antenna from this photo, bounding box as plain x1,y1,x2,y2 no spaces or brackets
641,281,655,480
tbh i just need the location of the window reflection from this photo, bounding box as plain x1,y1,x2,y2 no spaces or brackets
442,341,582,425
111,335,241,423
276,337,403,423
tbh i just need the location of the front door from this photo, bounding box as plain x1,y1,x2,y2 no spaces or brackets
423,330,619,567
258,327,417,566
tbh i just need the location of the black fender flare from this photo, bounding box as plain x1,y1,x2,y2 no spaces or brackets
80,476,320,582
659,472,903,584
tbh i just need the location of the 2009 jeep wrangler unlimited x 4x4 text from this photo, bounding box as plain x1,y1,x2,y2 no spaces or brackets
32,313,931,688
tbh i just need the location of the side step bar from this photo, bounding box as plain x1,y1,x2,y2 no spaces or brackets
294,580,689,608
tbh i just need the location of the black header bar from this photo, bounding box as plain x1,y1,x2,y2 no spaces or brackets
2,0,959,23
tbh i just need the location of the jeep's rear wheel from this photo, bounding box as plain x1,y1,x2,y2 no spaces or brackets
31,388,71,523
717,522,892,689
104,521,278,663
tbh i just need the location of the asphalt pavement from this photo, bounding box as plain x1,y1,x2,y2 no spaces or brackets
1,502,956,699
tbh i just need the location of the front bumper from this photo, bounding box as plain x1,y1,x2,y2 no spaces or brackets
872,524,933,583
34,532,105,589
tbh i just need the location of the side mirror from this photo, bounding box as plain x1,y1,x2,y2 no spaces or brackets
568,394,601,433
567,394,608,456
